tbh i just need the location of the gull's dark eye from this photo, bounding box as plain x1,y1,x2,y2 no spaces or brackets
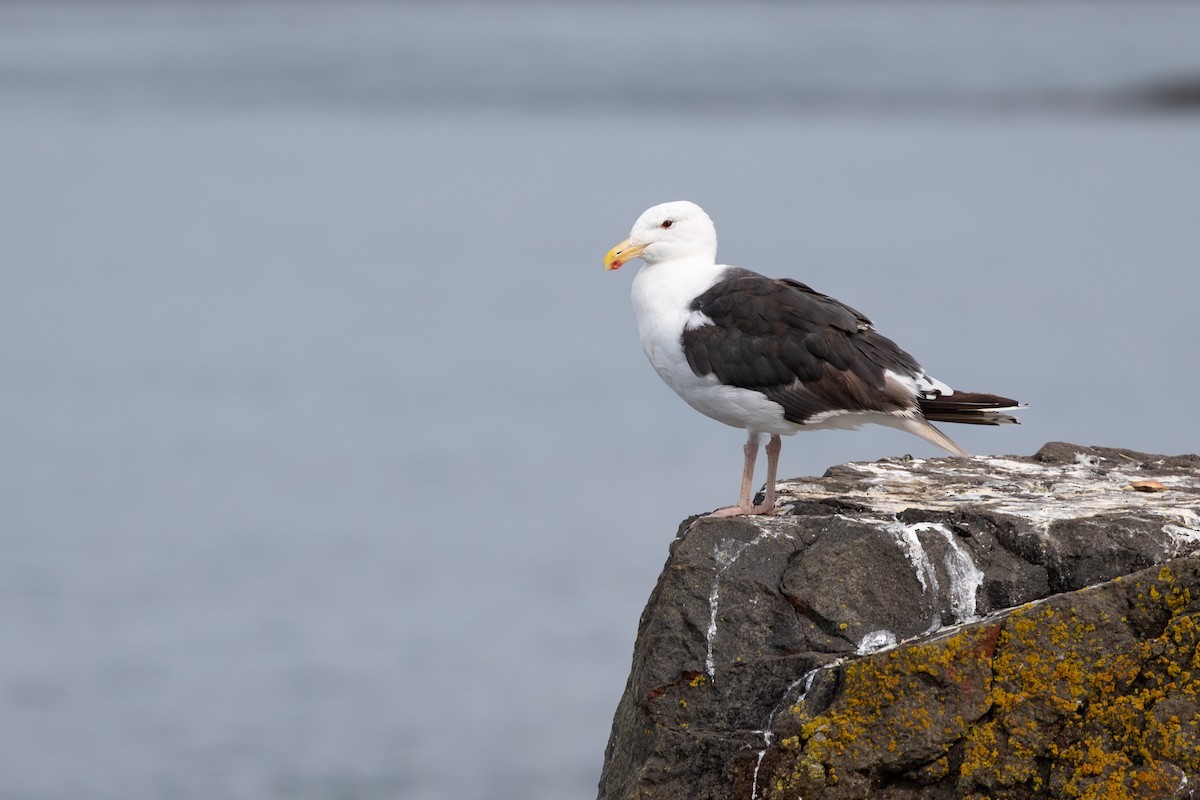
660,220,673,229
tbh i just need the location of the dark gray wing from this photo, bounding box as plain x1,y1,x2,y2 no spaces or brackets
681,269,924,424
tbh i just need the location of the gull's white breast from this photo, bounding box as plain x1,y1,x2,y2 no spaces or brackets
630,259,798,436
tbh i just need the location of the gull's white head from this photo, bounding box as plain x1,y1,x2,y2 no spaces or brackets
603,201,718,271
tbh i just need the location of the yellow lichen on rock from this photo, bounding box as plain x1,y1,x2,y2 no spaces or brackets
963,563,1200,799
758,558,1200,800
770,623,999,798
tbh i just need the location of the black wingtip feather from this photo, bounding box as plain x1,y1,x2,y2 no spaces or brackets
918,392,1023,426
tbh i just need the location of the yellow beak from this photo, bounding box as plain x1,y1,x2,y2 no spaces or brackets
603,239,647,272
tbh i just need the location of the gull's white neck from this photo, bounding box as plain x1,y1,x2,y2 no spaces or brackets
632,257,725,319
630,257,727,371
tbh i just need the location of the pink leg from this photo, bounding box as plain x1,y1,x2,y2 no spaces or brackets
707,432,762,518
751,434,782,515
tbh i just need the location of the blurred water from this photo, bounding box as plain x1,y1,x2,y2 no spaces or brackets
2,3,1200,800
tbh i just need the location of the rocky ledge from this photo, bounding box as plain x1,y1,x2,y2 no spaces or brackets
598,442,1200,800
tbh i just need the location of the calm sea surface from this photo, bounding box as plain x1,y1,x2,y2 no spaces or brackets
3,3,1200,799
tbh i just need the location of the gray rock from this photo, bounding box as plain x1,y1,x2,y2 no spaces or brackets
598,443,1200,800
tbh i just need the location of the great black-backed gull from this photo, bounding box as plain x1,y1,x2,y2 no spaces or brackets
604,200,1020,517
